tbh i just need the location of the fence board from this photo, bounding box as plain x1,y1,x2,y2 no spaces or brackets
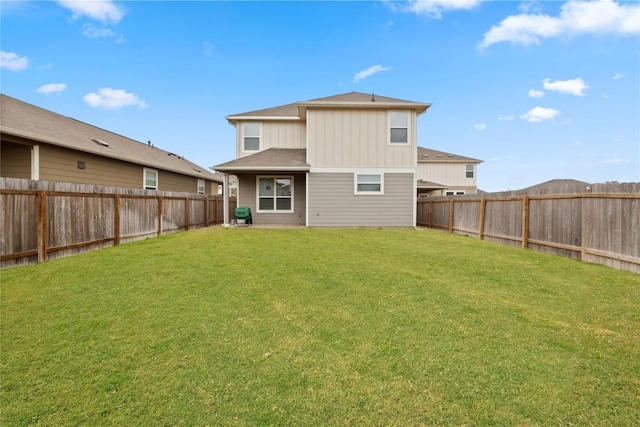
1,178,235,268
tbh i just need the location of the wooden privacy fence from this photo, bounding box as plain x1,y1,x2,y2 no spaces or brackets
1,178,236,268
417,193,640,273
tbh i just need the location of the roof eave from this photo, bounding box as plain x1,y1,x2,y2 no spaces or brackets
225,115,301,124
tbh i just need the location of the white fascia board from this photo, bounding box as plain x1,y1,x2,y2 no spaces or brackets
226,115,301,123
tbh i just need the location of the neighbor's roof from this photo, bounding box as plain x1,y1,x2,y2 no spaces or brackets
0,94,222,183
212,148,309,172
418,147,482,164
226,91,431,123
417,180,448,189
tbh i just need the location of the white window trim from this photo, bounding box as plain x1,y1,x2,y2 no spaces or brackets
143,167,158,190
197,179,205,194
465,164,475,179
354,173,384,195
256,175,294,213
388,111,410,146
242,122,262,153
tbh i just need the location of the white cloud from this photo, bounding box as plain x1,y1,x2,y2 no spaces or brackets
480,0,640,48
528,89,545,98
473,123,487,131
353,65,391,83
498,114,515,121
0,51,29,71
394,0,483,19
83,88,147,110
82,23,122,41
613,72,624,79
521,106,560,122
543,78,589,96
36,83,67,94
58,0,125,24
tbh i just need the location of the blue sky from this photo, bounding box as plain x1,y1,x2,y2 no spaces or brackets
2,0,639,192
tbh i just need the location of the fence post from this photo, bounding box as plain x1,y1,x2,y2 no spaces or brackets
185,197,190,231
38,191,47,263
428,201,432,228
522,196,529,248
214,198,219,225
449,200,455,233
114,194,120,246
158,196,163,236
479,198,486,240
580,197,586,262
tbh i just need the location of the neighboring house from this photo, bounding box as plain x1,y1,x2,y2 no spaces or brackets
416,147,482,197
213,92,431,226
1,94,222,194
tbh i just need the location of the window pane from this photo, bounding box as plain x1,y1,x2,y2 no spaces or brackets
259,197,274,210
390,111,408,127
145,171,157,187
276,178,291,196
357,174,381,184
244,137,259,151
390,128,408,143
259,178,274,196
244,123,259,137
276,198,291,210
357,183,381,192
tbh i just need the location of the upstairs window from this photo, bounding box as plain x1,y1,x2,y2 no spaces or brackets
355,173,383,195
389,111,409,144
243,122,260,152
144,168,158,190
466,164,475,178
197,179,205,194
258,176,293,212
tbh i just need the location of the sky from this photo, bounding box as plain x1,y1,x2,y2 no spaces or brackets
1,0,639,192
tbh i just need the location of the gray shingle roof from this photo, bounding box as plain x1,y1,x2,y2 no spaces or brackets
212,148,308,172
227,91,430,121
0,94,222,183
418,147,482,163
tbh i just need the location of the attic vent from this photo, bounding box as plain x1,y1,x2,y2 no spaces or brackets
423,154,429,158
448,155,454,157
92,138,109,147
168,152,177,156
437,154,442,157
193,168,202,173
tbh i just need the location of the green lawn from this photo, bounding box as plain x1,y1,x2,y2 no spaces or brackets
1,228,639,426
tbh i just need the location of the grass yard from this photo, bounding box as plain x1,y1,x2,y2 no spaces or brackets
1,227,639,426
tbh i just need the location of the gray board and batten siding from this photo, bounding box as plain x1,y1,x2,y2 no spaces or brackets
308,172,414,227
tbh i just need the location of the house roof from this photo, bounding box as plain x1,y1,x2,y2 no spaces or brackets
418,147,482,164
0,94,222,183
417,180,448,189
212,148,309,173
226,91,431,123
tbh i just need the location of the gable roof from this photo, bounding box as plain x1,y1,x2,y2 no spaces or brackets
0,94,222,183
212,148,309,173
226,91,431,123
418,147,482,164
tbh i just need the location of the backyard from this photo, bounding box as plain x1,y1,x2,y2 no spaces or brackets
1,227,639,426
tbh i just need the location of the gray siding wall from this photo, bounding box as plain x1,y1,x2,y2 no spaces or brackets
237,173,306,225
308,172,414,227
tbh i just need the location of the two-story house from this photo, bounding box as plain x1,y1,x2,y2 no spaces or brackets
213,92,431,227
416,147,483,197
